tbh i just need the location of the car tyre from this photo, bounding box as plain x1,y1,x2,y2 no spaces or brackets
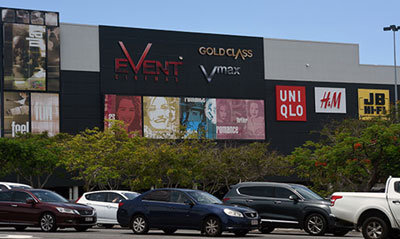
259,226,275,234
333,229,350,236
304,213,327,236
203,216,222,237
131,214,149,234
40,213,57,232
362,217,389,239
74,226,91,232
233,230,248,237
14,226,27,231
162,228,177,234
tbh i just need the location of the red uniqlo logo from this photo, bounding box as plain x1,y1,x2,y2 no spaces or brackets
320,91,341,109
276,85,307,121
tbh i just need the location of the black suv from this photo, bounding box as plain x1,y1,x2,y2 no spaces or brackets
223,182,350,236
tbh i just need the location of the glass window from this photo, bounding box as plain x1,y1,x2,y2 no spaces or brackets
291,185,323,200
107,193,124,203
0,191,13,201
395,182,400,193
86,192,107,202
142,190,170,202
170,191,189,203
187,191,222,204
31,190,68,203
275,187,294,199
0,185,8,191
238,186,274,197
121,192,139,200
13,191,33,203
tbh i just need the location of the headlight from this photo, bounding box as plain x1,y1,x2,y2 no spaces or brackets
56,207,78,214
223,208,243,217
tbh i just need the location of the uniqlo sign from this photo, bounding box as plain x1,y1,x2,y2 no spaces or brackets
276,85,307,121
314,87,346,113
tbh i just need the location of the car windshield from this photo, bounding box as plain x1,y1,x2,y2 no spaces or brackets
31,190,69,203
291,185,323,200
187,191,222,204
122,192,139,200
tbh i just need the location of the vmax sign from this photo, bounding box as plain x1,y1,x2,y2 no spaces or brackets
276,85,307,121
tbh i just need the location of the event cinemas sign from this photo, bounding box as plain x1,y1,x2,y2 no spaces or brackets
114,42,183,82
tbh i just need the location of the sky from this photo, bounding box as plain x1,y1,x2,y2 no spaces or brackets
1,0,400,66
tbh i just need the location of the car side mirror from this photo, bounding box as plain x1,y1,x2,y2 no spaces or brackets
289,195,299,201
184,200,194,207
26,198,35,204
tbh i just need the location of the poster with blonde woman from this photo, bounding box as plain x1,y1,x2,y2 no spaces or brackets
143,96,180,139
244,100,265,140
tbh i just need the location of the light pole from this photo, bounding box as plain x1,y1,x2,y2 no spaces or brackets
383,25,400,117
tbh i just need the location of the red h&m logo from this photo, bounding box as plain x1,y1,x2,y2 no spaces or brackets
114,42,183,82
276,85,307,121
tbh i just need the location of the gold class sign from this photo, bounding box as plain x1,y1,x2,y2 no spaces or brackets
358,89,389,120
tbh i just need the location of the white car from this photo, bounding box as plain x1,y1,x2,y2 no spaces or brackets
76,190,139,228
0,182,32,191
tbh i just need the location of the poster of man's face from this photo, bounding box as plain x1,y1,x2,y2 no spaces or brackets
3,91,30,137
180,98,207,138
31,93,59,136
3,23,46,91
143,96,179,139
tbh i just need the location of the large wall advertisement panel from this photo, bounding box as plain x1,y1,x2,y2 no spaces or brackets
3,92,30,137
31,93,59,136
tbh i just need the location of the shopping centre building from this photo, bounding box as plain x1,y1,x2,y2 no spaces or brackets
1,7,398,197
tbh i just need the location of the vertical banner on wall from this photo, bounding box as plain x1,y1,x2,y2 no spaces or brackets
3,23,46,91
104,94,142,136
358,89,389,120
314,87,346,113
31,93,59,136
143,96,179,139
180,98,207,138
3,92,30,137
243,100,265,140
47,26,60,91
276,85,306,121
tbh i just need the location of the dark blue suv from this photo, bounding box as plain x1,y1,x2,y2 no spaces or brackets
117,188,260,237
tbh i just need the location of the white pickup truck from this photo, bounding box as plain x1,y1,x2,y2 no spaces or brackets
330,177,400,239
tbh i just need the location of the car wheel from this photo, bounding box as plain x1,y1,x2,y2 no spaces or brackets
362,217,388,239
259,226,275,234
162,228,177,234
14,226,27,231
131,214,149,234
74,226,91,232
203,216,222,237
233,230,248,237
40,213,57,232
333,229,350,236
304,213,327,236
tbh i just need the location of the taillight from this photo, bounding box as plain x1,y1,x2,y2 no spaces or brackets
330,195,343,206
222,197,230,202
75,196,82,203
118,201,124,208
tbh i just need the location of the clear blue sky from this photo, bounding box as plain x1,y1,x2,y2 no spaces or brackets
2,0,399,66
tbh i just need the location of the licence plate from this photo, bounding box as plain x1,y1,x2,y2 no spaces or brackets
251,220,258,225
85,217,93,222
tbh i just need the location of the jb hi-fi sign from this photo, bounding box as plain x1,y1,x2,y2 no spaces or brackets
276,85,307,121
114,42,183,82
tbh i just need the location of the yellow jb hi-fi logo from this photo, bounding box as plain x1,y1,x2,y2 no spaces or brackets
358,89,390,120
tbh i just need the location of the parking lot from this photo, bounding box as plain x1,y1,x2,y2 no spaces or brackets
0,227,363,239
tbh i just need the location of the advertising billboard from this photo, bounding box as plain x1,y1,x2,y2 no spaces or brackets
104,94,142,136
47,26,60,91
358,89,389,120
3,92,30,137
31,93,59,136
3,23,46,91
143,96,180,139
314,87,346,113
276,85,306,121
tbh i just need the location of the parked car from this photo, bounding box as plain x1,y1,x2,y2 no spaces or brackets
76,190,139,228
117,188,260,237
223,182,351,236
0,182,32,191
330,176,400,239
0,188,96,232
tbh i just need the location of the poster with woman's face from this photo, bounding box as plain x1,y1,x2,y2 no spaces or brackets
104,94,142,135
3,91,30,137
243,100,265,140
3,23,46,91
31,93,59,136
143,96,179,139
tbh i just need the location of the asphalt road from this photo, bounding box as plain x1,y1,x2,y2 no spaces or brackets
0,227,363,239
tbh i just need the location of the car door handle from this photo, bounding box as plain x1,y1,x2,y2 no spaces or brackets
246,199,254,202
393,200,400,204
10,204,18,207
274,201,282,204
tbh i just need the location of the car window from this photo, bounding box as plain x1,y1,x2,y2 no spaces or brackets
142,190,170,202
275,187,294,199
291,185,323,200
85,192,107,202
121,192,139,200
0,185,8,191
13,191,33,203
238,186,274,197
170,191,189,203
31,190,69,203
0,191,13,201
395,182,400,193
107,193,124,203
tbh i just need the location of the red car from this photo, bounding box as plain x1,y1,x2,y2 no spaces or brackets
0,188,96,232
